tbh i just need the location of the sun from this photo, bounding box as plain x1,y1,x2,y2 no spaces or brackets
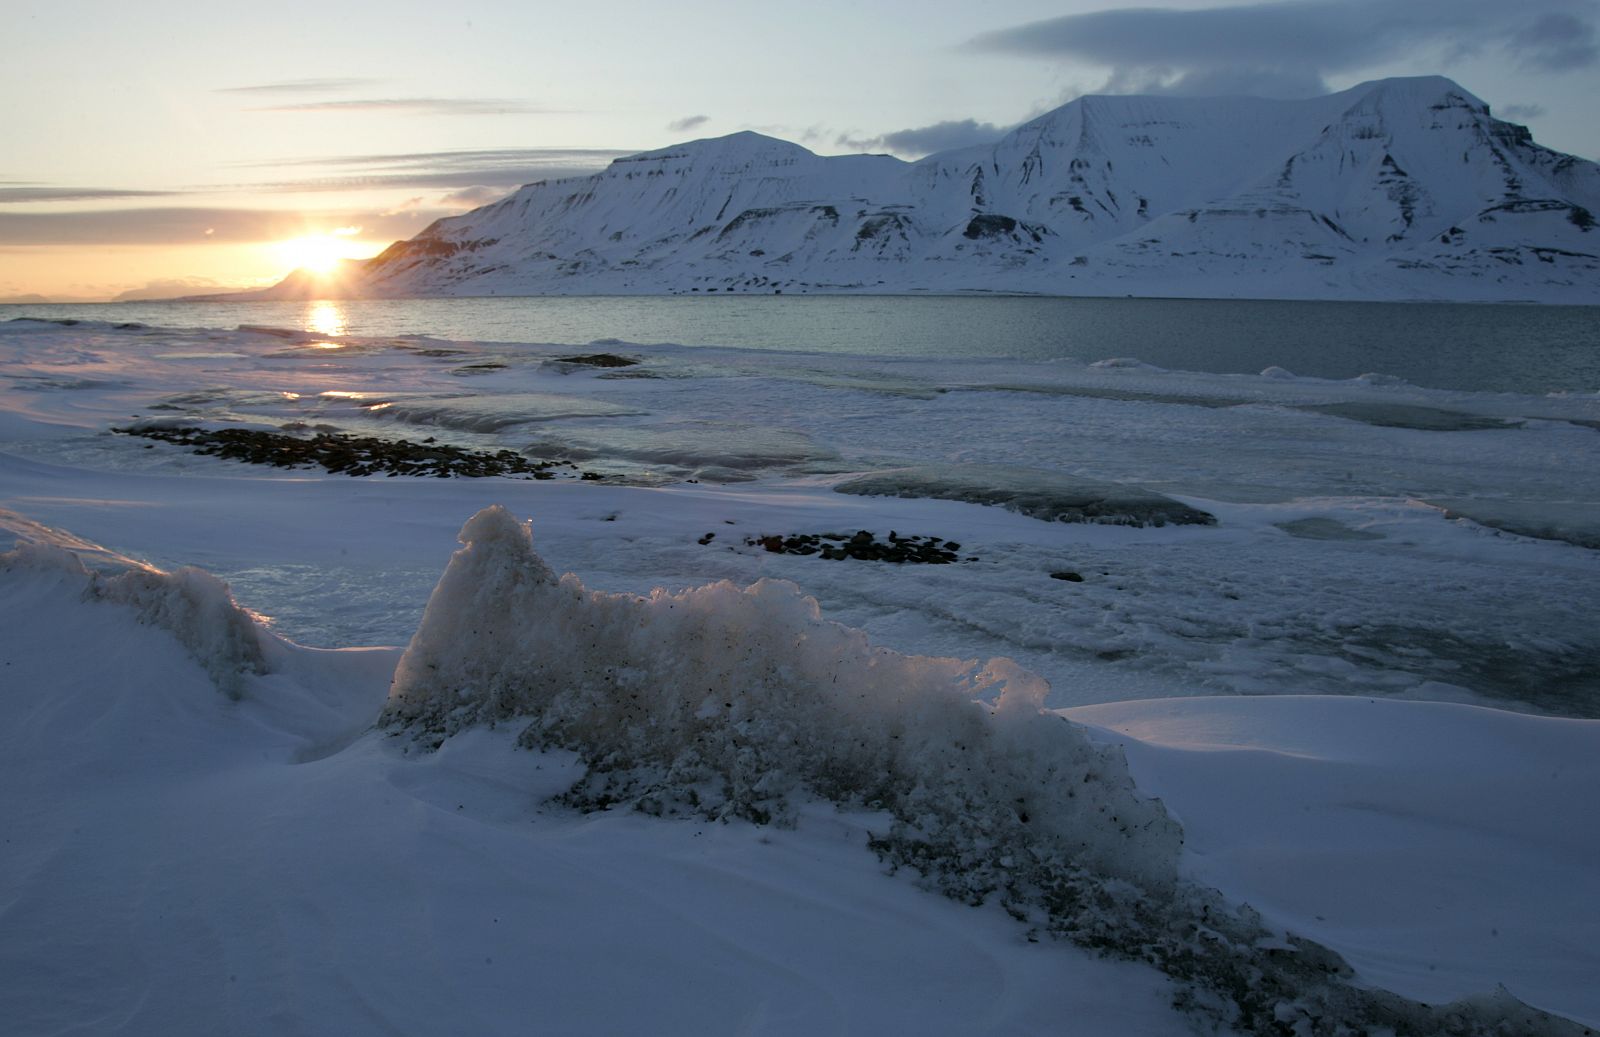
273,230,373,277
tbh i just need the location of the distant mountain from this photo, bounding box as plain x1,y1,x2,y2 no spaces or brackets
246,77,1600,303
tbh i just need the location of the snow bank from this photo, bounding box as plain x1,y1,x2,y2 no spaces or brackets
384,505,1182,890
1,540,268,699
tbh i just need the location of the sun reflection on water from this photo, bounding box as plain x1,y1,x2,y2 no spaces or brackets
306,301,348,338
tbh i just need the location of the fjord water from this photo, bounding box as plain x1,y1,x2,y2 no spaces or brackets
6,295,1598,394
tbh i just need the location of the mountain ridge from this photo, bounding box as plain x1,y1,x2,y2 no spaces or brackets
233,77,1599,303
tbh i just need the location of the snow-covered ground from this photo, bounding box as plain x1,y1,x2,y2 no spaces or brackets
2,315,1597,1034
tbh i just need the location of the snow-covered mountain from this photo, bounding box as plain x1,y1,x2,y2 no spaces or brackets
279,77,1600,302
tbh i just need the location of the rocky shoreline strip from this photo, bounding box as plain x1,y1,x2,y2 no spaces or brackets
720,529,967,564
114,425,578,479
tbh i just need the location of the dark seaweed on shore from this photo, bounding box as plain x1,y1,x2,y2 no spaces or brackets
114,425,568,479
740,530,965,564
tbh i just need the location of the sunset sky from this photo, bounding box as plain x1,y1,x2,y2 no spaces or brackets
4,0,1597,302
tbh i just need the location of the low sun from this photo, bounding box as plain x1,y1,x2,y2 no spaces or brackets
274,232,370,277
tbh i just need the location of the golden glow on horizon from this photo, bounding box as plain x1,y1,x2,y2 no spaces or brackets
274,233,371,277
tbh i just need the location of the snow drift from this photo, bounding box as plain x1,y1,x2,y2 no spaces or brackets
383,505,1182,890
1,540,268,698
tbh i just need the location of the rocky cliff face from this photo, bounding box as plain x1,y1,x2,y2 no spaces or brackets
275,77,1600,302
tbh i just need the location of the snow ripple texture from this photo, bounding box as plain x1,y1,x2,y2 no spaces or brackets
383,504,1181,890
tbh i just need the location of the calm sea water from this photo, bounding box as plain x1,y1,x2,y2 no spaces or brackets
4,296,1597,395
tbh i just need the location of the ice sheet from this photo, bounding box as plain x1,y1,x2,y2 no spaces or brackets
1,318,1595,718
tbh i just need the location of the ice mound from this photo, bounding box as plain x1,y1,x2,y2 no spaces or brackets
835,465,1216,527
1,541,268,699
384,506,1181,890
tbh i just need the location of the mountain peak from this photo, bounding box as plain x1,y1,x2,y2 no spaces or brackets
255,77,1597,305
1345,74,1483,105
621,130,818,167
997,76,1491,149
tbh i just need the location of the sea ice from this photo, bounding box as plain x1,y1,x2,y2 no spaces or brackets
1299,401,1521,431
834,464,1216,527
1427,498,1600,550
374,392,644,432
522,421,841,480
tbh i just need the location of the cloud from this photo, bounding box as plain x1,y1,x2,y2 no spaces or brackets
438,185,513,208
0,206,448,246
968,0,1600,98
1507,12,1599,70
841,119,1009,158
223,147,628,194
245,98,560,116
216,78,380,95
252,147,627,171
1,150,633,251
669,115,711,133
1500,102,1549,120
0,186,180,204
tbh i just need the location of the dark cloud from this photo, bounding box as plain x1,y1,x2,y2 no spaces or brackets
840,119,1009,158
669,115,711,133
246,98,559,116
1500,102,1549,120
0,187,179,204
0,206,446,246
968,0,1600,98
216,78,380,95
1506,12,1599,70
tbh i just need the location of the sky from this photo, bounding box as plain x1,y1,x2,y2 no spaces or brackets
3,0,1597,302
